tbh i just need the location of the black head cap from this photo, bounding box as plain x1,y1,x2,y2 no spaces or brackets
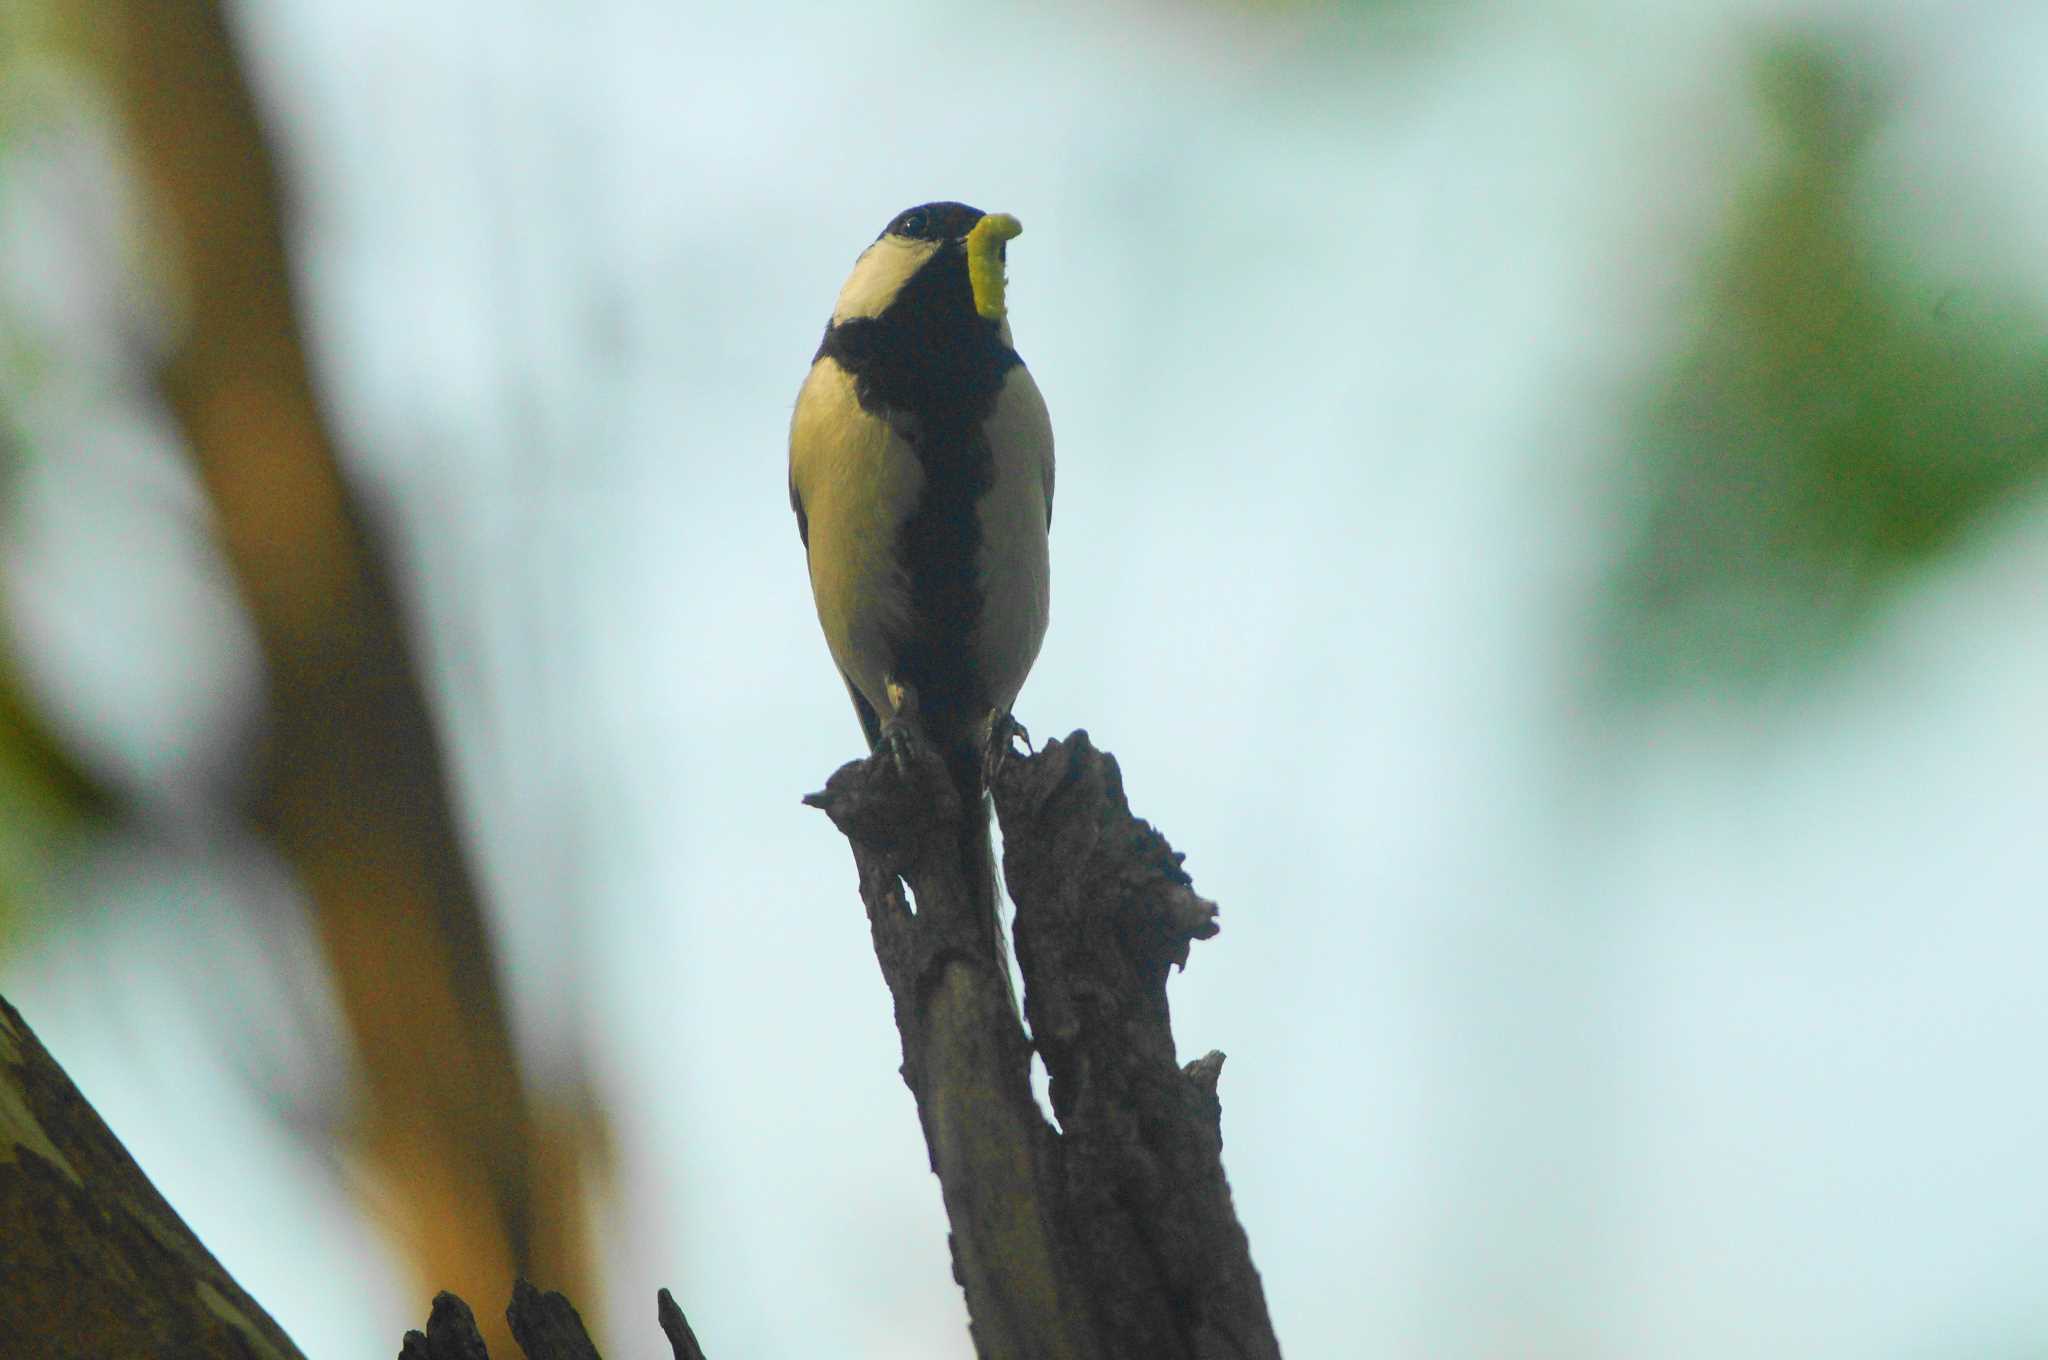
881,202,986,243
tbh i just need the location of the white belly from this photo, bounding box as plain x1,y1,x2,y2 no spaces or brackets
972,365,1053,714
790,356,1053,728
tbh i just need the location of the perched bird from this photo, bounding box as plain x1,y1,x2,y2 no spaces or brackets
789,201,1053,931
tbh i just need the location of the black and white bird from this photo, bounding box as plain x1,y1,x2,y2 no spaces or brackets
788,200,1053,911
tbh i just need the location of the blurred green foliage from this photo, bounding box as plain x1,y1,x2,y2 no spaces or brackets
0,328,109,956
0,645,106,952
1606,37,2048,690
0,12,114,951
0,350,108,958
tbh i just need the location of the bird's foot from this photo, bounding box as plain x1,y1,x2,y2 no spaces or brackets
981,711,1033,786
871,677,927,776
875,718,924,776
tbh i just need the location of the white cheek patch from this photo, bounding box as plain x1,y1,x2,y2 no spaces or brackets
831,234,940,323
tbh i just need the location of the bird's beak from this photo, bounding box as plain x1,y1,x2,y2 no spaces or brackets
966,213,1023,321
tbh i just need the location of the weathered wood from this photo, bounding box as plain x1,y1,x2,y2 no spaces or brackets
0,993,307,1360
397,1283,709,1360
398,1292,490,1360
502,1278,605,1360
807,731,1281,1359
997,733,1277,1360
656,1288,709,1360
806,752,1103,1360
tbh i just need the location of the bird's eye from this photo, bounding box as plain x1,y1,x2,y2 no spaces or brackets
898,211,928,237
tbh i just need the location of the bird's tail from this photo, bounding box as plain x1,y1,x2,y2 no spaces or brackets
947,745,1018,1020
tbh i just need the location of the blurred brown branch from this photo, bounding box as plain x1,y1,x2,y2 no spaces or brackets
85,0,600,1344
806,732,1280,1360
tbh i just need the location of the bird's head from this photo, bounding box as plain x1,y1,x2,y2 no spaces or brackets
830,201,1025,330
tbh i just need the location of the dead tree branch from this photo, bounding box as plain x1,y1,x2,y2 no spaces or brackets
0,993,306,1360
807,730,1282,1360
396,1282,706,1360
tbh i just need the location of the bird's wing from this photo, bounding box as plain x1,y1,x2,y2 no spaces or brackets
840,668,882,750
1014,360,1052,529
993,359,1054,531
789,464,809,548
1043,437,1054,530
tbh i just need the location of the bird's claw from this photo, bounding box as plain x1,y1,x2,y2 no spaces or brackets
982,712,1033,785
876,720,922,776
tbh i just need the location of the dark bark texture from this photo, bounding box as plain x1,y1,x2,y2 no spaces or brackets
0,993,307,1360
395,1282,705,1360
807,731,1282,1360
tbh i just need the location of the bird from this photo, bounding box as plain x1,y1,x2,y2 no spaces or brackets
788,201,1053,952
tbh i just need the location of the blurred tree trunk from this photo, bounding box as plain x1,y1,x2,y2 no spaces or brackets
88,1,599,1348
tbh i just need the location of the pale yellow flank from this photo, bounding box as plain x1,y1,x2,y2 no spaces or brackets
966,213,1023,321
790,357,924,716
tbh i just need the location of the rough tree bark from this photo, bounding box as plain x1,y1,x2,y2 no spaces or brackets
806,731,1282,1360
394,1282,707,1360
0,992,306,1360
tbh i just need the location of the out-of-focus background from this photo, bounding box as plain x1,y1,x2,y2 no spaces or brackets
3,1,2046,1356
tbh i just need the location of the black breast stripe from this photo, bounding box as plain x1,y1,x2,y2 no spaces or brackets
815,245,1021,743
